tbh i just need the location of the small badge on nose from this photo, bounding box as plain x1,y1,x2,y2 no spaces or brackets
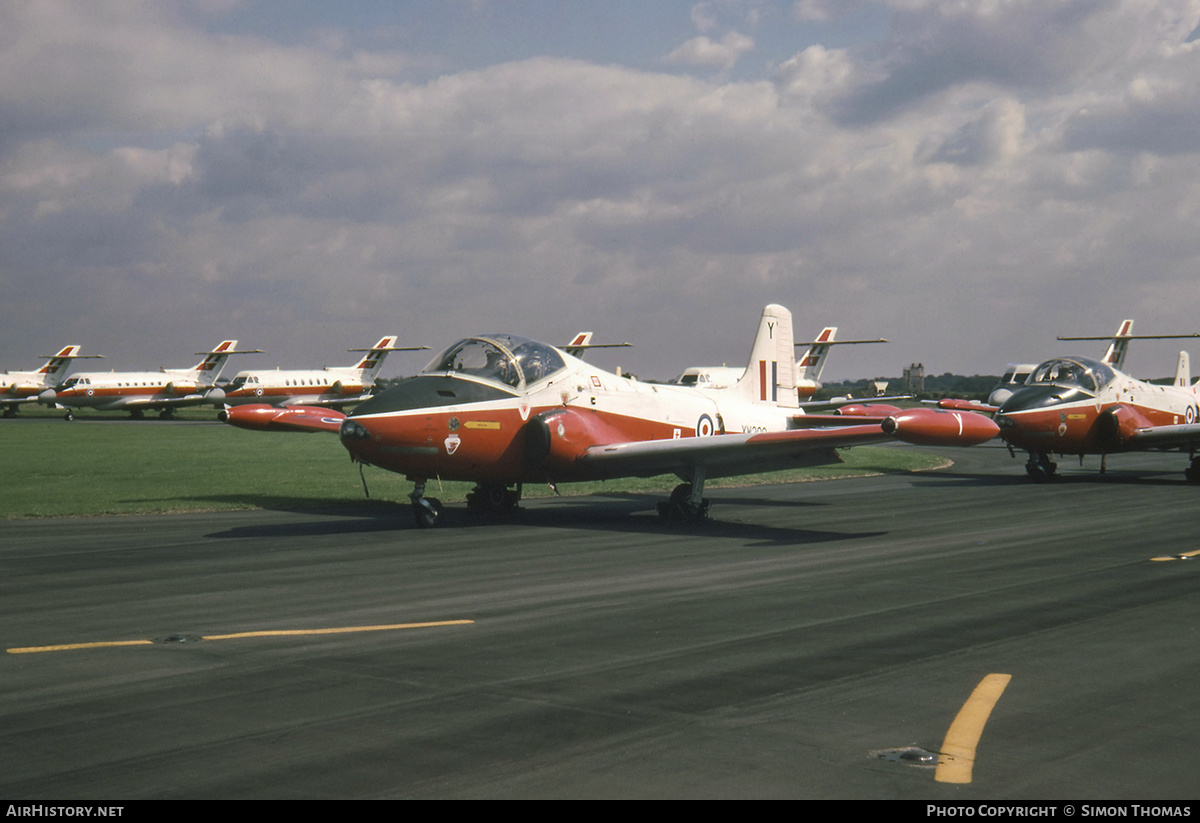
445,434,461,455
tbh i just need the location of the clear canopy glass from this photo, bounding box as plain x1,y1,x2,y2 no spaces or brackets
423,335,567,389
1027,357,1115,394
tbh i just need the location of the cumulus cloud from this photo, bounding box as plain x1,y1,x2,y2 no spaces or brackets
664,31,756,72
4,0,1200,379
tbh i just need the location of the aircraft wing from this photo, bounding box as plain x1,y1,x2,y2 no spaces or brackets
935,398,1000,414
118,395,210,410
796,395,912,412
276,395,369,408
1125,422,1200,451
224,404,346,433
570,408,998,481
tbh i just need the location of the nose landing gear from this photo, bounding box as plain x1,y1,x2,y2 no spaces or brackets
410,481,442,528
1024,452,1058,482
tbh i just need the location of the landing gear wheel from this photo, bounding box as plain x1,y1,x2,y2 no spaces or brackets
466,482,521,517
159,408,175,420
657,483,710,523
409,480,442,528
413,496,442,528
1025,453,1057,482
1186,457,1200,484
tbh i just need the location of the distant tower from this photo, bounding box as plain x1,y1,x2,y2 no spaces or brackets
904,363,924,395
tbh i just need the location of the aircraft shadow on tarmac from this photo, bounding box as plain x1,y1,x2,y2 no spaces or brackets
910,466,1188,488
201,491,886,547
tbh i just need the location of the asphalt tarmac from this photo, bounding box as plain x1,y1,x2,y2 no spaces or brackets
3,444,1200,799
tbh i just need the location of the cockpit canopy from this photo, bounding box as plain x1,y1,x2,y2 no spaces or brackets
1027,357,1115,395
422,335,567,390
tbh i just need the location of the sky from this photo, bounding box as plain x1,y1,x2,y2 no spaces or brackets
4,0,1200,383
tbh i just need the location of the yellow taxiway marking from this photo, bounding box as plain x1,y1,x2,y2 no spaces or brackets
6,620,473,654
203,620,474,640
7,640,155,654
1151,549,1200,562
935,673,1012,784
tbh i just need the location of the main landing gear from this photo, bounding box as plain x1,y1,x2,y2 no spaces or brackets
1186,456,1200,484
657,468,710,523
1024,452,1057,482
466,482,522,518
409,481,524,528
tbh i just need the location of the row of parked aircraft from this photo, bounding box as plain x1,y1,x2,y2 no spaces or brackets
1,322,871,422
0,337,425,421
9,308,1200,526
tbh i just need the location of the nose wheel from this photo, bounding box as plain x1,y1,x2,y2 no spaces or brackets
1024,452,1057,482
410,482,442,528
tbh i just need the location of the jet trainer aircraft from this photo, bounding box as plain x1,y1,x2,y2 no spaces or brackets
226,305,998,527
939,324,1200,481
2,346,103,417
217,336,428,411
43,340,256,420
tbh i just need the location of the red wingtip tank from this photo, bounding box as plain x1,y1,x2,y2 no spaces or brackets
223,404,345,433
881,408,999,447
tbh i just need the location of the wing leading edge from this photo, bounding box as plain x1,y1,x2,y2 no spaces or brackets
571,408,998,480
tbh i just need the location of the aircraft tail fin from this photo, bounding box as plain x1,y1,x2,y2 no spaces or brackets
1175,351,1190,388
795,327,887,386
349,336,400,381
37,345,103,378
731,304,797,408
187,340,260,383
796,327,837,383
1102,319,1135,370
565,332,592,359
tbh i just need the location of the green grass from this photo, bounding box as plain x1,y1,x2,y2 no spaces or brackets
1,406,949,518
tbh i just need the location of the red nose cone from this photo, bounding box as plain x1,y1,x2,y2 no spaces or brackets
883,408,999,446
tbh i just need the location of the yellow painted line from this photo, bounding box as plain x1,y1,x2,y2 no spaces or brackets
464,421,500,430
1151,549,1200,562
203,620,474,640
935,673,1012,784
8,640,154,655
6,620,473,655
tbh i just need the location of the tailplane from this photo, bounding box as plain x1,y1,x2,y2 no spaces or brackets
731,304,797,408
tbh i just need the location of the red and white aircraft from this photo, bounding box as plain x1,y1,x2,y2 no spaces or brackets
217,336,428,411
43,340,255,420
987,319,1200,407
676,326,887,400
940,333,1200,481
226,305,998,526
2,346,103,417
